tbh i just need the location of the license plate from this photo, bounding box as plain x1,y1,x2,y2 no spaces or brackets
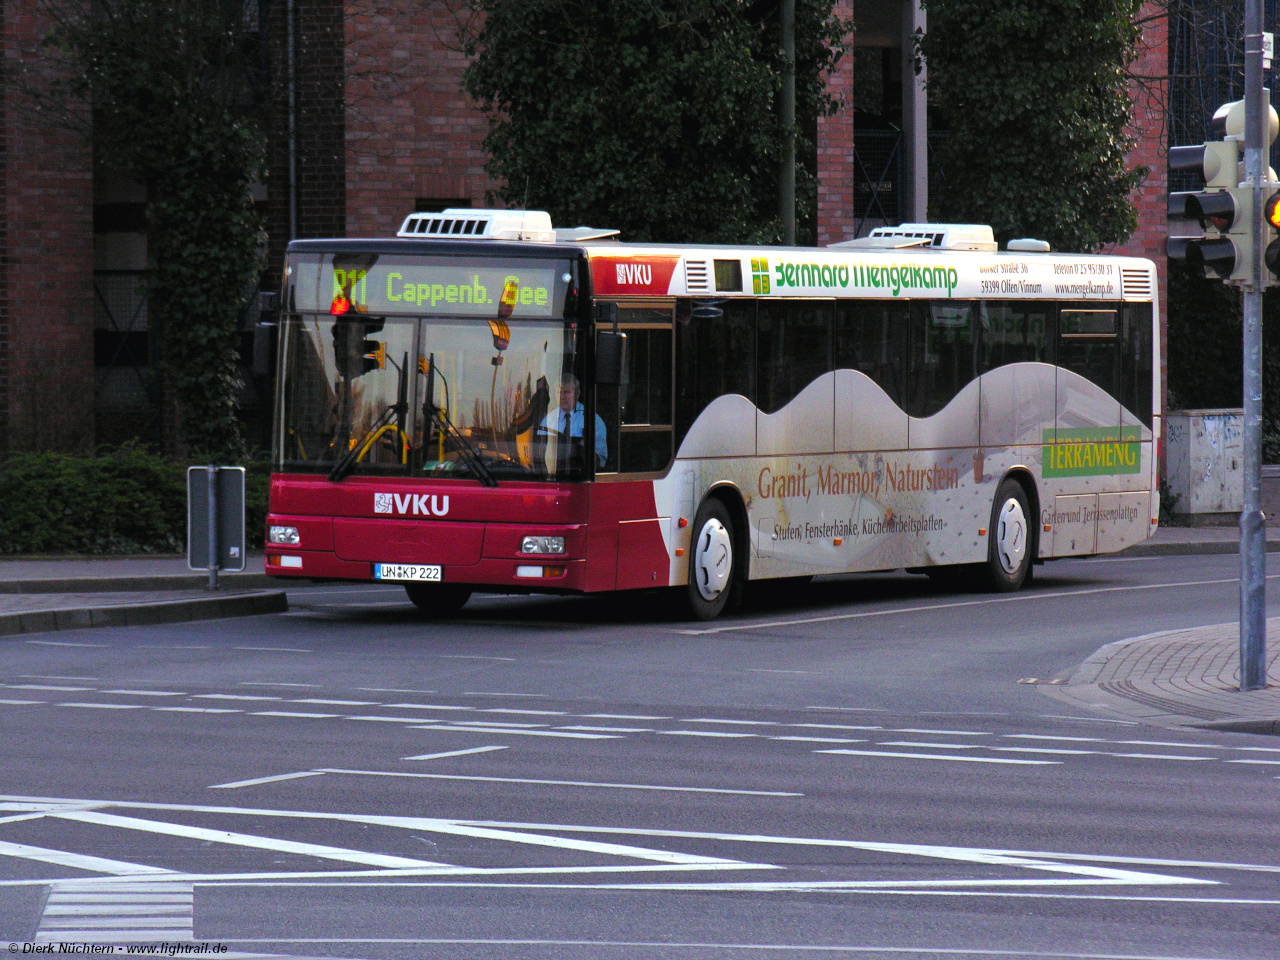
374,563,442,582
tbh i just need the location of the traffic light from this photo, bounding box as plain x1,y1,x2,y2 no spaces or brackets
1265,190,1280,278
331,319,386,380
1169,96,1280,286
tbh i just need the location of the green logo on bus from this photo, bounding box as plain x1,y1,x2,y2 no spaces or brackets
751,258,770,295
1042,427,1142,477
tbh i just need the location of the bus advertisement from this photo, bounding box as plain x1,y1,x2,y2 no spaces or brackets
264,210,1158,620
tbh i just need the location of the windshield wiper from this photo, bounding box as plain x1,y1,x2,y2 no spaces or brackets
422,352,498,488
328,351,410,483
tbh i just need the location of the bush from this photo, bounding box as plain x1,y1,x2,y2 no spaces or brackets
0,447,270,555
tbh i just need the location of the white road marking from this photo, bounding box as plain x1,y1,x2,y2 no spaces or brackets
584,713,671,720
0,839,169,875
889,728,991,736
1226,758,1280,765
193,693,280,701
250,711,341,719
442,655,515,661
482,708,566,716
819,749,1058,766
61,703,145,710
345,715,429,723
462,691,550,697
1112,740,1225,750
995,747,1095,756
100,690,185,697
384,702,475,711
657,730,756,738
448,719,544,728
411,725,617,739
44,903,191,915
3,683,93,691
0,698,43,705
791,723,883,731
49,810,449,869
1106,753,1216,761
558,725,653,733
25,640,105,648
678,575,1255,635
402,746,508,761
35,880,192,944
769,736,860,743
879,741,981,750
314,768,801,797
209,771,327,789
358,687,437,694
243,681,322,688
233,646,312,653
51,894,192,903
1006,734,1103,743
1235,745,1280,753
153,707,241,714
292,698,377,706
678,718,777,726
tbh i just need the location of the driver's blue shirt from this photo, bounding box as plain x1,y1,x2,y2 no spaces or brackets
538,402,608,466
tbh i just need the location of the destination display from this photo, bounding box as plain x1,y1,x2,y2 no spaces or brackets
294,255,563,318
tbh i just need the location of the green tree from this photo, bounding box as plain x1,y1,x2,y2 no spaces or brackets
918,0,1145,252
41,0,266,458
460,0,849,245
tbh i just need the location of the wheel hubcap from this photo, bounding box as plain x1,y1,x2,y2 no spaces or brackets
995,498,1027,574
694,518,733,601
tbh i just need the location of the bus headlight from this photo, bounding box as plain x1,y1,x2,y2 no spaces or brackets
521,535,565,555
269,525,301,545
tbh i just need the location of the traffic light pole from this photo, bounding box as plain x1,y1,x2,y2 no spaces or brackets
1241,0,1268,691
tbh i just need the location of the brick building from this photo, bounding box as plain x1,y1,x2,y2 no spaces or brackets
0,0,1168,455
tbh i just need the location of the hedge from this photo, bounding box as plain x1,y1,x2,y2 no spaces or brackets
0,447,269,555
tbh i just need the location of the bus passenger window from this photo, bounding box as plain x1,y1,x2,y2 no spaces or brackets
907,300,979,417
834,300,907,406
1120,304,1153,427
1058,306,1119,398
756,300,833,414
618,327,673,473
979,301,1052,370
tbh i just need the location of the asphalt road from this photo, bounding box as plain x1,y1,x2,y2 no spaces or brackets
2,552,1280,960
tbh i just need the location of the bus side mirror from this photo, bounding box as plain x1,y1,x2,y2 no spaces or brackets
596,330,627,386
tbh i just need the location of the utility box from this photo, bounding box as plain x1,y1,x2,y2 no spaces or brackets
1165,409,1243,516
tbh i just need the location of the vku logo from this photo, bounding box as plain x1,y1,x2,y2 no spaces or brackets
615,263,653,286
374,492,450,517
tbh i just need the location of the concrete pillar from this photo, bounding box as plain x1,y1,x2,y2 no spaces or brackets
900,0,928,223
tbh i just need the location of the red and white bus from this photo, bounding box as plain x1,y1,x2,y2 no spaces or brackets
265,209,1159,619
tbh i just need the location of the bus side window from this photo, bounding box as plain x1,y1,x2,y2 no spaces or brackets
979,301,1052,371
834,300,907,407
1058,306,1120,399
756,300,833,414
1121,304,1153,428
617,326,673,473
907,300,979,417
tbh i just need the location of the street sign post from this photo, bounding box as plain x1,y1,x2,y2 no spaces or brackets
187,466,247,590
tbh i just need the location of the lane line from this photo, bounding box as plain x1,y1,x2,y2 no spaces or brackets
677,575,1258,635
208,771,327,790
250,711,341,719
383,703,475,711
0,839,169,876
242,682,322,688
677,718,778,727
61,703,145,710
192,693,280,702
462,691,550,698
584,713,670,720
100,690,185,697
358,687,437,694
315,768,802,797
409,725,617,740
292,698,378,706
558,725,653,733
879,741,981,750
657,731,756,739
482,708,566,716
402,746,509,761
3,683,93,691
890,728,991,736
0,698,44,705
819,749,1058,766
769,736,860,743
442,655,515,661
233,646,312,653
48,810,450,869
153,707,241,714
24,640,105,648
1105,753,1215,762
19,675,98,681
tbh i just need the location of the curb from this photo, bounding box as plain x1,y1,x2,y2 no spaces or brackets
0,590,289,637
0,573,276,594
1118,540,1280,557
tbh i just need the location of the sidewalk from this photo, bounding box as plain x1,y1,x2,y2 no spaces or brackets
0,554,286,636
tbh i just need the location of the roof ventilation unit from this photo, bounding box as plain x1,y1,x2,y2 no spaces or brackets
829,223,998,252
396,209,556,243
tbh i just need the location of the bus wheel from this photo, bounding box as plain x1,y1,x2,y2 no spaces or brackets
404,582,473,615
685,499,736,620
983,479,1032,592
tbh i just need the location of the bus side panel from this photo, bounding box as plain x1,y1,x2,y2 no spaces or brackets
585,481,668,592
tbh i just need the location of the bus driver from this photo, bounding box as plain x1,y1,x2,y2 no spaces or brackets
538,373,608,468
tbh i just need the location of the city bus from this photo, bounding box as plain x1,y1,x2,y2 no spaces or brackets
265,209,1159,619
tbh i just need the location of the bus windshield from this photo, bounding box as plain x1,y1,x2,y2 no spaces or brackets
275,262,592,481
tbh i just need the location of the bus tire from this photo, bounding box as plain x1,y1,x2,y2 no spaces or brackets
404,582,473,615
685,499,736,620
983,478,1032,592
